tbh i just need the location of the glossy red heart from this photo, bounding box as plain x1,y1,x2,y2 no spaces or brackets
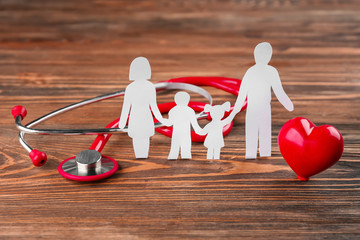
278,117,344,181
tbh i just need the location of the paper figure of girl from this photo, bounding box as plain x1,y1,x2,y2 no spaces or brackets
167,91,202,160
198,102,233,159
119,57,168,158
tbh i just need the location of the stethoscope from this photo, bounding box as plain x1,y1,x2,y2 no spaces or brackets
12,76,246,182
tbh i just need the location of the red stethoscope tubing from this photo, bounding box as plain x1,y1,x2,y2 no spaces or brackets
90,76,246,153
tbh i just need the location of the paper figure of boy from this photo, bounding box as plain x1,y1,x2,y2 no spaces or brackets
119,57,168,158
198,102,233,160
167,91,202,160
230,42,294,159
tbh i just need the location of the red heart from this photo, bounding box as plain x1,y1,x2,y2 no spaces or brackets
278,117,344,181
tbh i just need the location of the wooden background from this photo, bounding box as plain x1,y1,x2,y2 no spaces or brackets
0,0,359,239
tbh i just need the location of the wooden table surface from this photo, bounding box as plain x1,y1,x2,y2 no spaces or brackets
1,1,359,239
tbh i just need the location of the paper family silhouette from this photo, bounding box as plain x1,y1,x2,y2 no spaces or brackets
119,42,294,160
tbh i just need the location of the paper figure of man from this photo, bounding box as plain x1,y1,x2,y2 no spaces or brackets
119,57,168,158
230,42,294,159
167,91,202,160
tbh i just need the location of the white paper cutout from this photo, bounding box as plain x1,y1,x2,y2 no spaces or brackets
167,92,202,160
119,57,168,158
230,42,294,159
198,102,233,160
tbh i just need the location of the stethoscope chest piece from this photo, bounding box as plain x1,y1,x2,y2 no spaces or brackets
58,150,118,182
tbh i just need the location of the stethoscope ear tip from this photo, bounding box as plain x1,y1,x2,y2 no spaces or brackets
29,149,47,167
12,105,27,120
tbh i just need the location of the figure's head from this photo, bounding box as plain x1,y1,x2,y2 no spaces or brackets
174,91,190,106
254,42,272,65
129,57,151,81
204,101,230,120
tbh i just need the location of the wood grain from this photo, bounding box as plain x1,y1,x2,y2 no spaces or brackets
0,0,359,239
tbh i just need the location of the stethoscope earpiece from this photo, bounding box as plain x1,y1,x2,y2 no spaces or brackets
58,150,118,181
29,149,47,167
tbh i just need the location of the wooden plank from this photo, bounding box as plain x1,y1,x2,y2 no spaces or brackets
0,0,359,239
